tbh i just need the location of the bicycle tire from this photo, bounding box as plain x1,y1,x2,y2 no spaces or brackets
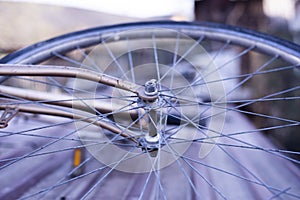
0,21,299,200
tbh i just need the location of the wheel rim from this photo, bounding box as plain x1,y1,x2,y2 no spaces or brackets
0,21,299,199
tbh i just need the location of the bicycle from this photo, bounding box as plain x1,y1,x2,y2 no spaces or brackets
0,21,299,199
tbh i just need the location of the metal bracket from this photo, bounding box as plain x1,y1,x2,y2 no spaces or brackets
0,107,19,128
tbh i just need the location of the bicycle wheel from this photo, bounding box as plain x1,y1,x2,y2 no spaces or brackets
0,21,299,199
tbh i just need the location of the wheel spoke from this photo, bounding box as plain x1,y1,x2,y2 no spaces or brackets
1,22,299,199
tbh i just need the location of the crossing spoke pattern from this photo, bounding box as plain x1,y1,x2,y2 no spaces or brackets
0,21,299,199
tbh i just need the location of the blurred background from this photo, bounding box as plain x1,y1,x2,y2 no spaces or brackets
1,0,300,56
0,0,194,56
0,0,299,158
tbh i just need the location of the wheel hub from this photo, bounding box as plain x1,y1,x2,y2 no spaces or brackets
137,79,163,156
